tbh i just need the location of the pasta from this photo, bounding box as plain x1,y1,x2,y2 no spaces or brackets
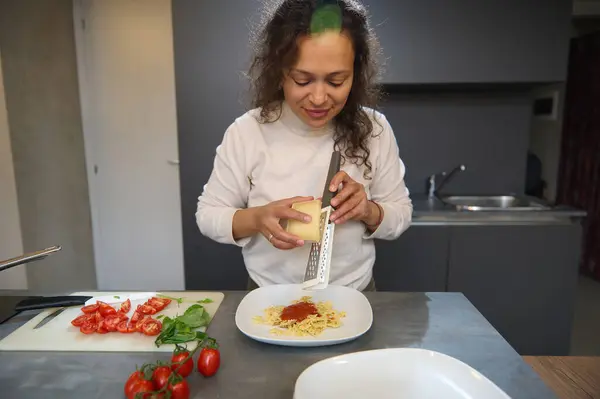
253,296,346,336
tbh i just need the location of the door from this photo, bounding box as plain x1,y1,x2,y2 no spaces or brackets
74,0,184,290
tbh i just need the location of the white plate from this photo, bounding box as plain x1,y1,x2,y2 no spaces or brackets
235,284,372,347
294,348,512,399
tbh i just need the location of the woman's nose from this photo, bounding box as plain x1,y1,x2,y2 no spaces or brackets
309,83,327,106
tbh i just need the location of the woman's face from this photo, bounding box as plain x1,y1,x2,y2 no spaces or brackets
282,31,354,129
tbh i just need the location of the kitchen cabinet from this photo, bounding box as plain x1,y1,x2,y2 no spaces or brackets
368,0,572,84
374,226,449,292
447,224,582,356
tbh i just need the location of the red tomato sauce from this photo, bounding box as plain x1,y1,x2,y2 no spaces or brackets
280,302,319,322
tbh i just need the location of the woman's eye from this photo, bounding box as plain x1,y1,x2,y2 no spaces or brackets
293,80,310,87
328,81,343,88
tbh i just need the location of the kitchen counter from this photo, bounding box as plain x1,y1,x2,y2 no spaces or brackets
411,195,586,225
0,291,557,398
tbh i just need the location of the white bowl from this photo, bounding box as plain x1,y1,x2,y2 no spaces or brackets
294,348,512,399
235,284,372,347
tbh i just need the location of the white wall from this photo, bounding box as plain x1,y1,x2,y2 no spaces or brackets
0,48,27,289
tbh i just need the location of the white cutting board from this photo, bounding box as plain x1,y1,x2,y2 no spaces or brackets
0,291,224,352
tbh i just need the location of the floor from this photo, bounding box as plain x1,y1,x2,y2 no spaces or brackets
524,356,600,398
570,275,600,356
522,275,600,398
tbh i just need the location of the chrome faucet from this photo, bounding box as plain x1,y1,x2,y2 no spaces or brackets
427,164,467,199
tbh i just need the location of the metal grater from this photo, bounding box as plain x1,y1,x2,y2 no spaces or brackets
303,151,341,290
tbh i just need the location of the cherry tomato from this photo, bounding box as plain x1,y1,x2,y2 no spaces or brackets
138,304,158,315
148,299,166,312
171,351,193,378
168,379,190,399
152,297,171,307
198,348,220,377
81,304,99,314
94,311,104,323
141,319,162,336
80,321,98,334
124,371,155,399
97,301,117,317
119,298,131,314
135,316,150,332
151,365,172,390
131,311,142,324
103,314,121,332
71,314,90,327
116,320,134,333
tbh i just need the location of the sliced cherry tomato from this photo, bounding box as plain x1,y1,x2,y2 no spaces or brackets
96,320,109,334
119,298,131,313
103,314,121,332
135,316,150,332
80,321,98,334
81,304,99,314
130,311,142,324
152,365,172,390
116,320,134,333
168,379,190,399
171,351,193,377
148,299,166,311
138,304,158,315
197,348,221,377
94,311,104,323
98,301,117,317
71,314,90,327
141,319,162,336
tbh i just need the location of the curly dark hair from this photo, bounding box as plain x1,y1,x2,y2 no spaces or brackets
248,0,383,178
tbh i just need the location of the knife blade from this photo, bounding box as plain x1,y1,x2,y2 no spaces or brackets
33,308,67,329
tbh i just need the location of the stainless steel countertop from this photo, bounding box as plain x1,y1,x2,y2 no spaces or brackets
0,291,557,398
411,195,586,225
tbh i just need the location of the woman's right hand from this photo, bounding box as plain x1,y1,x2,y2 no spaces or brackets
253,196,314,250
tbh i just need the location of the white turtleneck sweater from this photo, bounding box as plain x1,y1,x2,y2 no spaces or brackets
196,103,412,290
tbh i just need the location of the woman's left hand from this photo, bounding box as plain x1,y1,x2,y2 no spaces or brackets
328,171,379,226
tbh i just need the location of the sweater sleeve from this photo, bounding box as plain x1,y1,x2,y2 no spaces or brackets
364,114,413,240
196,121,252,247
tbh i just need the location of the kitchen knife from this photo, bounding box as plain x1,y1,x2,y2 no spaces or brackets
33,308,68,329
14,295,92,312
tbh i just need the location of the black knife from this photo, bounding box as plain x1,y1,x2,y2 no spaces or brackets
14,295,93,312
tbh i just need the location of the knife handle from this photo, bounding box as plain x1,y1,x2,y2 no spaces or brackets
15,295,93,311
321,151,342,209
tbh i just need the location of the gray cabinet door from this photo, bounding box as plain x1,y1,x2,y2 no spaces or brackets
368,0,571,84
172,0,257,289
374,226,449,292
447,224,582,355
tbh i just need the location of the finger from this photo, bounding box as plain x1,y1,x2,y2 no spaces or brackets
334,206,363,225
261,229,297,250
328,171,351,192
277,196,314,206
276,207,312,223
330,194,363,222
330,183,360,208
268,222,305,246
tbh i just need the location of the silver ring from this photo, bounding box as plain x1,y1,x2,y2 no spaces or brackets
268,234,274,243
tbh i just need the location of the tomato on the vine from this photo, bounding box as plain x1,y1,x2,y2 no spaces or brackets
168,378,190,399
198,347,220,377
171,351,193,378
151,365,172,390
124,370,154,399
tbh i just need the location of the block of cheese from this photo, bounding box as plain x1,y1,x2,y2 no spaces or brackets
286,199,322,242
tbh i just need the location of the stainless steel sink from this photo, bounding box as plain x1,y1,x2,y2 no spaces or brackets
440,195,551,211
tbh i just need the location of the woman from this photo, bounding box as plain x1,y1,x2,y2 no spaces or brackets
196,0,412,291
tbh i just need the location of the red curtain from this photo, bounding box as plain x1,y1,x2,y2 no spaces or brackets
557,31,600,280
